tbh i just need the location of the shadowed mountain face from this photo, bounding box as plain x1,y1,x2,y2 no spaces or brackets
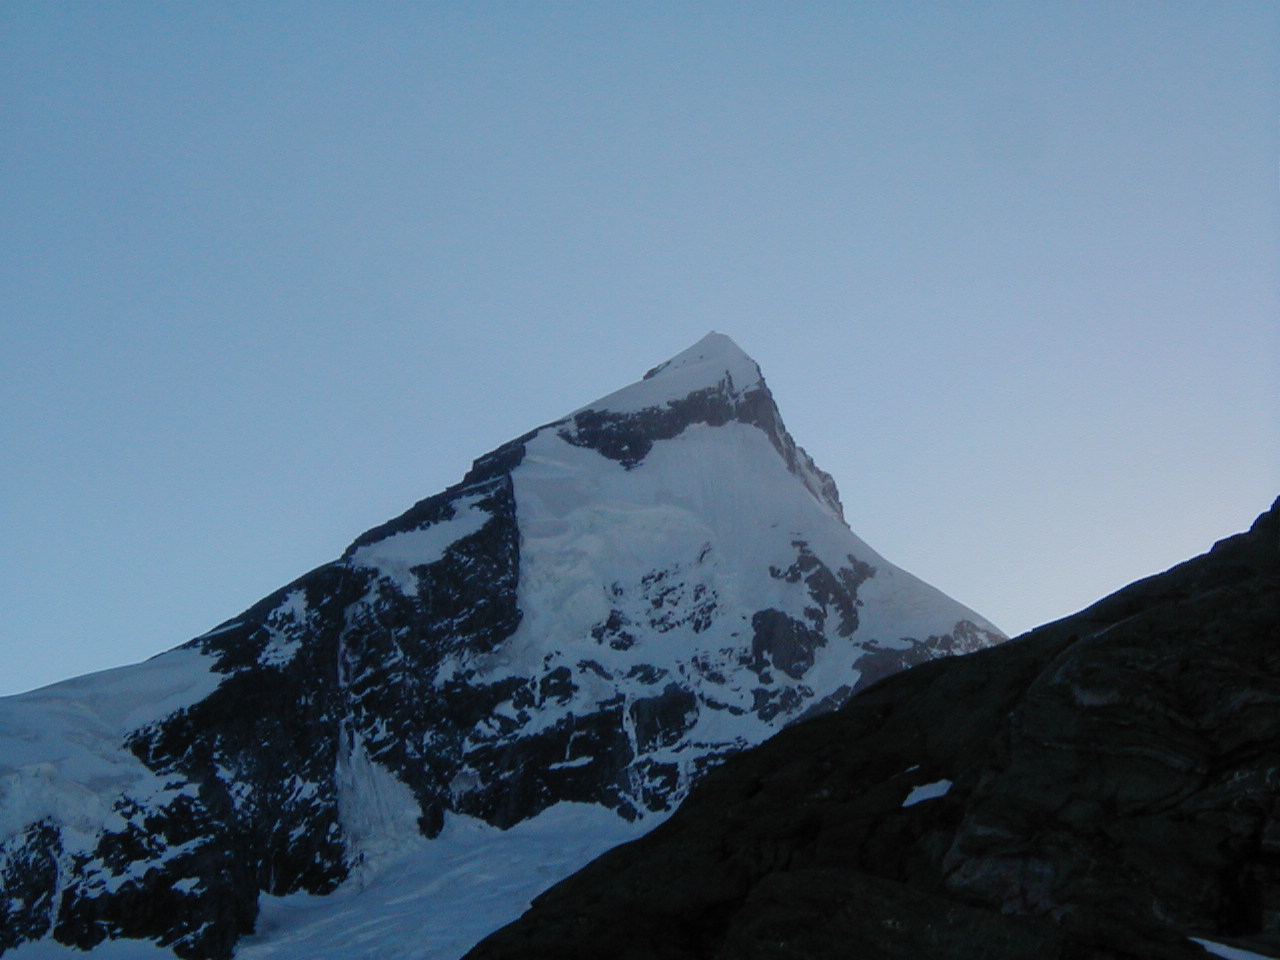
467,498,1280,960
0,334,1002,959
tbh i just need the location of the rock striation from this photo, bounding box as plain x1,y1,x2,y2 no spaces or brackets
467,497,1280,960
0,333,1002,958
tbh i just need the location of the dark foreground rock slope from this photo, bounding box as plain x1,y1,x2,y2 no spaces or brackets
468,498,1280,960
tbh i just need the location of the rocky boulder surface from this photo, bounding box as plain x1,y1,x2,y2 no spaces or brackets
467,497,1280,960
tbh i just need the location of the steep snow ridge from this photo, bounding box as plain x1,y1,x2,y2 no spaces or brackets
574,331,762,416
0,648,222,838
2,646,224,740
853,561,999,650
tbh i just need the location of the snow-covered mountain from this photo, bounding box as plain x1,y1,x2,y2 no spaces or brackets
0,332,1003,959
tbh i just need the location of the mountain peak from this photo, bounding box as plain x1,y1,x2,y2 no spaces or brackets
0,334,1008,960
577,331,763,418
550,332,843,520
641,330,759,383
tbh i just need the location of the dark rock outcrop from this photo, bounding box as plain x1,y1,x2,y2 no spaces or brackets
467,498,1280,960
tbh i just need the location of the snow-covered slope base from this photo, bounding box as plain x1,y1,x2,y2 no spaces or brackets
0,333,1004,959
7,804,649,960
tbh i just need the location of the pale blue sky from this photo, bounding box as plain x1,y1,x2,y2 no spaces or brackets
3,2,1277,696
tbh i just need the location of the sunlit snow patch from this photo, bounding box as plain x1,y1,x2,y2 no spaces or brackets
902,778,952,807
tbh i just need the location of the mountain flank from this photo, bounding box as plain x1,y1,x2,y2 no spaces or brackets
0,333,1003,958
467,497,1280,960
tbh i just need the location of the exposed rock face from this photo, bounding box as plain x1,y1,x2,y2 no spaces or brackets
0,333,1003,958
467,498,1280,960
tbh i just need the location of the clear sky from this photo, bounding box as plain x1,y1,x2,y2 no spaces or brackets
2,2,1277,697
